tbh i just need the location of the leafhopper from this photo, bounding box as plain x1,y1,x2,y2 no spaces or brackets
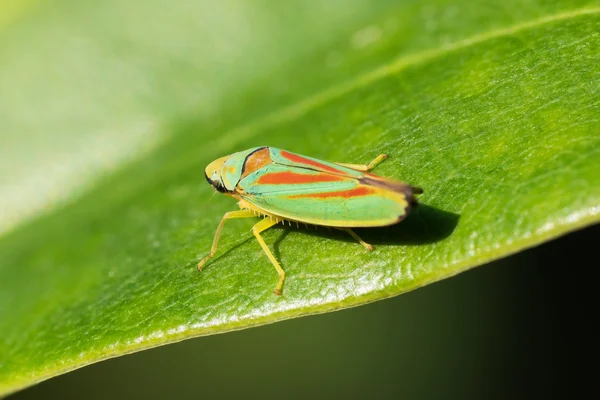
199,147,422,295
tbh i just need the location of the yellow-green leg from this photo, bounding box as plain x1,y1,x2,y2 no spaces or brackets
335,154,388,172
198,210,256,271
338,228,374,251
251,217,285,295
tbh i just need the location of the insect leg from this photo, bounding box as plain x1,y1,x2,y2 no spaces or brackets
337,228,374,251
251,217,285,296
334,154,388,172
197,210,256,271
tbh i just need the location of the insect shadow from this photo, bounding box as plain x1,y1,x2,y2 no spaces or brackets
202,204,459,267
270,204,459,259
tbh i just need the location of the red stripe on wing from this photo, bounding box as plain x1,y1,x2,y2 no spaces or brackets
257,171,347,185
280,150,344,174
289,186,374,199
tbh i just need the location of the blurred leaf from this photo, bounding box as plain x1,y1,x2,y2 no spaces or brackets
1,0,599,395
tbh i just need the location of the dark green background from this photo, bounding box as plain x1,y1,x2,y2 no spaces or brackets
12,225,595,399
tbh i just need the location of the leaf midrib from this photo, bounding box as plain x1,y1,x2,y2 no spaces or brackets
213,7,600,149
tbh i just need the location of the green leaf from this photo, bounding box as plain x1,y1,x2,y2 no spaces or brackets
1,0,599,395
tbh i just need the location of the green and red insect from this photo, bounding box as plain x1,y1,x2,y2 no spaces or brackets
199,147,422,295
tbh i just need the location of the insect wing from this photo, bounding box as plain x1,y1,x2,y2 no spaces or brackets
238,161,411,227
268,148,364,178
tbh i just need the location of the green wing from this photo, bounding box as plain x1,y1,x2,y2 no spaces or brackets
237,160,414,228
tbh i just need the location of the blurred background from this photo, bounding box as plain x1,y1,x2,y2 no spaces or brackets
13,225,597,399
2,0,596,398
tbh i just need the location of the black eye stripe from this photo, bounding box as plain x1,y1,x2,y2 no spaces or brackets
213,181,227,193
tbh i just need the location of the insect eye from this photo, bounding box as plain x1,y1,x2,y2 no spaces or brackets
213,180,227,193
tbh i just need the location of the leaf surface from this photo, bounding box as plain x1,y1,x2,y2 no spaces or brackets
0,0,599,395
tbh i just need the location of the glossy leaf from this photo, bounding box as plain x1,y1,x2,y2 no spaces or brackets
1,0,599,395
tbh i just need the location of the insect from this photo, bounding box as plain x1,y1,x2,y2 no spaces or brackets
199,147,422,295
